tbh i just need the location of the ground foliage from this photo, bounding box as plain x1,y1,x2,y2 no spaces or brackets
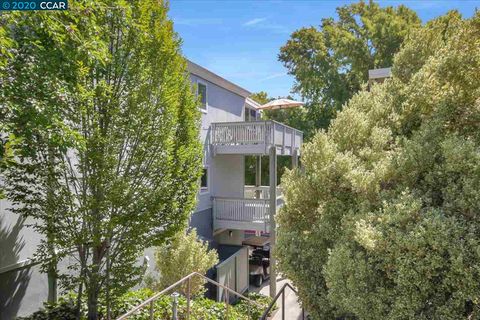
276,11,480,320
17,289,273,320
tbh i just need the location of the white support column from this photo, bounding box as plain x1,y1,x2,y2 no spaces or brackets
292,149,298,168
255,156,262,199
269,146,277,298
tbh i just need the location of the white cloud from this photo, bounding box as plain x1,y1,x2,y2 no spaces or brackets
259,72,288,81
243,17,267,27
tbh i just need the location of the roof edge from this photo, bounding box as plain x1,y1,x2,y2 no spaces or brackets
186,59,251,98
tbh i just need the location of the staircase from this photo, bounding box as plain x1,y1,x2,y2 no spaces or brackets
116,272,262,320
116,272,306,320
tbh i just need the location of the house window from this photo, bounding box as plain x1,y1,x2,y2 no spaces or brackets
200,167,209,193
245,107,257,121
197,82,207,112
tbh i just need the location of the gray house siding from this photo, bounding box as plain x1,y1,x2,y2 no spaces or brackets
189,71,248,214
189,208,214,242
0,263,46,319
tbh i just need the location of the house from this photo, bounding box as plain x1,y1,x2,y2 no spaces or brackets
0,60,303,318
184,60,302,300
368,67,392,86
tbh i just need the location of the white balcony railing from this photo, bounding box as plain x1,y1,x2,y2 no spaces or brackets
211,120,303,155
243,185,282,199
213,186,283,232
213,197,270,224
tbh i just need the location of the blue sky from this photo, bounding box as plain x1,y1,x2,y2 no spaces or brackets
170,0,479,98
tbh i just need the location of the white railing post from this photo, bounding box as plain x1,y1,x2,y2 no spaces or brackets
213,198,217,230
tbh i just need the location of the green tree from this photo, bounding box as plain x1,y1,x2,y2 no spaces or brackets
276,11,480,319
279,1,420,135
150,229,218,296
1,1,202,319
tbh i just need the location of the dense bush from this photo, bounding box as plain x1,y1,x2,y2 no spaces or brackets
276,11,480,320
147,228,218,296
233,292,275,319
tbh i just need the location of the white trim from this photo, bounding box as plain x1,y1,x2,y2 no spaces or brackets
0,258,39,274
245,97,261,109
196,79,208,114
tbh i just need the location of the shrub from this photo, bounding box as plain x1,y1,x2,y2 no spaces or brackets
16,298,78,320
150,229,218,296
276,11,480,320
111,288,248,320
19,289,272,320
233,292,275,319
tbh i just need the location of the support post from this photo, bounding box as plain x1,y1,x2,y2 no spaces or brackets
171,292,179,320
255,155,262,198
149,301,154,320
269,146,277,299
292,149,298,168
186,277,191,320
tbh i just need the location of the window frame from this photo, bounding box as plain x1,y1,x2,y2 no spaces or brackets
197,80,208,114
245,106,258,121
199,166,209,194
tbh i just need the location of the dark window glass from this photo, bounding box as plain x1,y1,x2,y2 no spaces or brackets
198,83,207,110
200,168,208,192
250,109,257,120
245,107,257,121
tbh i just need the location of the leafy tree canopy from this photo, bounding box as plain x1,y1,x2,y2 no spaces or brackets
279,0,420,134
1,1,202,319
277,11,480,319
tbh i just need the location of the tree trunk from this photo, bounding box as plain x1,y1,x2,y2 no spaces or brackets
87,246,103,320
46,144,58,304
87,285,99,320
47,265,57,303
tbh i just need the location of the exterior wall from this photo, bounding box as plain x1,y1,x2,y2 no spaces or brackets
190,72,247,213
0,198,48,318
0,263,47,319
189,208,214,242
214,229,245,246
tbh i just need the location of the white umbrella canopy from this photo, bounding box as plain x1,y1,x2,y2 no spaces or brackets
257,98,304,110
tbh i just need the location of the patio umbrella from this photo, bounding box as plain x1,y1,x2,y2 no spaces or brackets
257,98,304,110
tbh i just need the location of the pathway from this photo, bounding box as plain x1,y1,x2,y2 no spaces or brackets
250,276,304,320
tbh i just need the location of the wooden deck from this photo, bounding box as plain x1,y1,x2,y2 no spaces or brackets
213,186,283,232
211,120,302,156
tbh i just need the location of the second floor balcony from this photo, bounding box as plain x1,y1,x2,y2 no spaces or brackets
213,185,283,233
211,120,303,156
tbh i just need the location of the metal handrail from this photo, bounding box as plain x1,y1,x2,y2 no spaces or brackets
260,282,305,320
116,271,262,320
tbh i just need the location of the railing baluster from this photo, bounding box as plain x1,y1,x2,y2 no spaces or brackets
149,300,154,320
186,277,191,320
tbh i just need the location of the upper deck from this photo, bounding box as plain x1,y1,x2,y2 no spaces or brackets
210,120,303,156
